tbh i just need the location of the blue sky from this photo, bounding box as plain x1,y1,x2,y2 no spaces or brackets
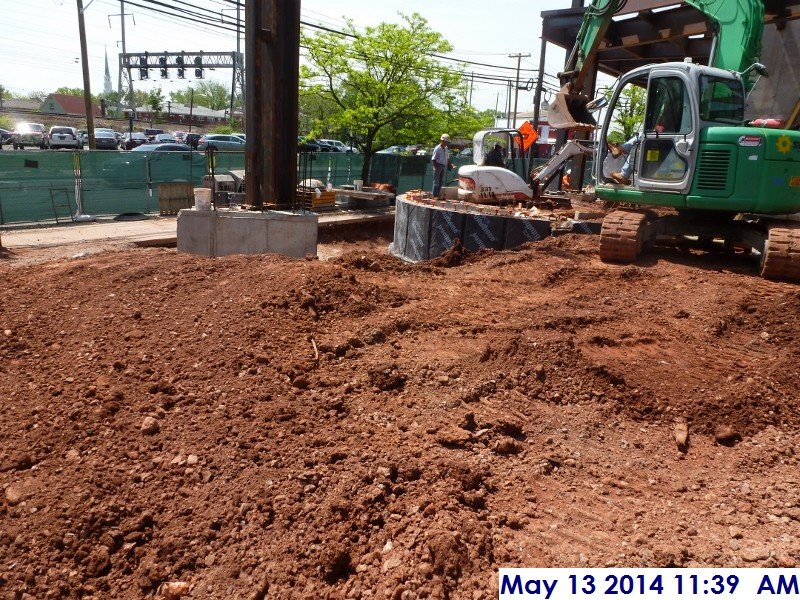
2,0,571,111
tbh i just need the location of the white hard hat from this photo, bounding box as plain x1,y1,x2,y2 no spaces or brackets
440,134,451,142
567,169,572,174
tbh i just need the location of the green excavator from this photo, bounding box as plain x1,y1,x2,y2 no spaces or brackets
549,0,800,281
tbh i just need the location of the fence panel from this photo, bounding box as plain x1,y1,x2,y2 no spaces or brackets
210,151,245,174
80,151,152,215
148,152,206,205
0,151,77,224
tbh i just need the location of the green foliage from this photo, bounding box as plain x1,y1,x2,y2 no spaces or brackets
607,84,645,142
0,84,7,108
54,86,84,97
301,12,472,180
27,91,49,102
147,88,164,125
0,115,12,130
129,90,149,109
170,81,231,111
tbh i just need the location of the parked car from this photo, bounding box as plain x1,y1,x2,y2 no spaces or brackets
185,133,201,149
131,143,192,152
376,145,406,154
13,122,48,149
122,132,149,150
232,132,246,142
196,134,246,151
153,133,177,144
172,131,187,143
93,130,120,150
298,136,321,152
316,139,336,152
144,128,165,141
0,129,12,145
320,139,358,153
48,126,83,150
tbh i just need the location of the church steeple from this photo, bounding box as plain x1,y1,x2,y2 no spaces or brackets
104,47,112,96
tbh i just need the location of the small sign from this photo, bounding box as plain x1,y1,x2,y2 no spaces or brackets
738,135,763,147
646,149,660,162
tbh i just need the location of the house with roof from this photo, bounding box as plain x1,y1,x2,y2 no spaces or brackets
125,103,229,127
40,94,101,117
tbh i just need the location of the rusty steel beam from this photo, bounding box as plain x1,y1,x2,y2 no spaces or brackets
245,0,300,209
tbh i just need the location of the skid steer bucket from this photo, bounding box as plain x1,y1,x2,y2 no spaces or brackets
547,84,597,131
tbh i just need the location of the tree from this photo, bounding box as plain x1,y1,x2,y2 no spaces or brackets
0,85,6,109
54,86,84,97
301,13,469,181
27,91,49,103
170,81,230,110
606,84,645,144
147,87,164,125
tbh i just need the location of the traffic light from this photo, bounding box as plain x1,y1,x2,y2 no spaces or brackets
176,55,185,79
159,55,168,79
139,54,149,80
194,56,203,79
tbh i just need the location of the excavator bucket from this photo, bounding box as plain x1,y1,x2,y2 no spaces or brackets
547,84,597,131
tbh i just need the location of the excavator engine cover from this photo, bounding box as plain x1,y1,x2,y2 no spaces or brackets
548,84,597,131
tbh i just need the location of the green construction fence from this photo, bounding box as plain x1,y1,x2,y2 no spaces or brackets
0,150,594,225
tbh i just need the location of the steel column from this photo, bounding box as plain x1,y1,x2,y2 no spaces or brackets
245,0,300,209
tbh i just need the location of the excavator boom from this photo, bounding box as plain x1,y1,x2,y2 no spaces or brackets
686,0,763,87
548,0,626,130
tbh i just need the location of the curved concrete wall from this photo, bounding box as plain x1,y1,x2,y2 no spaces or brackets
389,195,552,263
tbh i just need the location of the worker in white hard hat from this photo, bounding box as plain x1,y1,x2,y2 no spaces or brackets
431,134,454,197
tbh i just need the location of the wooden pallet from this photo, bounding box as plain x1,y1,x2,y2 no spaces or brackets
297,189,336,212
157,183,194,215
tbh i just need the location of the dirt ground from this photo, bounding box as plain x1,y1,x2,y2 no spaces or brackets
1,228,799,599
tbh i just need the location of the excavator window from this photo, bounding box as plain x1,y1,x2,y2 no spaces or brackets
645,77,691,134
699,76,744,124
640,76,691,182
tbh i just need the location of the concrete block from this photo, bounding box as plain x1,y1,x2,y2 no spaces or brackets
177,209,317,258
177,209,215,256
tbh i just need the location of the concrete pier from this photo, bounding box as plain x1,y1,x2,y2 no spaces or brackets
177,208,318,258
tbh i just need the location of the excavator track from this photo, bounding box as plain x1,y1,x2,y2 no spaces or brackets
760,224,800,281
599,210,650,263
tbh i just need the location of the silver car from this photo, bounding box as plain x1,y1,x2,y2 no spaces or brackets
49,126,83,150
196,134,246,151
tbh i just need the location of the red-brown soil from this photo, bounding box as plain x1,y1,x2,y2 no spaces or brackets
1,234,799,599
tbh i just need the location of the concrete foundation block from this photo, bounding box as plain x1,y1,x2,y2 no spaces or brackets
177,209,318,258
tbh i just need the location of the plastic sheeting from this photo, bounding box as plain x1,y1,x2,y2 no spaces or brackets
390,195,553,263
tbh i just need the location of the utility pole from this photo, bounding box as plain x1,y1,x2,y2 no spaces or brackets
77,0,95,150
188,88,194,132
506,81,512,128
508,52,530,129
468,72,474,107
532,37,547,162
118,0,134,118
223,5,242,121
232,3,240,120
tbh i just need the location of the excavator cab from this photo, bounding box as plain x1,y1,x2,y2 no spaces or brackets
596,64,707,202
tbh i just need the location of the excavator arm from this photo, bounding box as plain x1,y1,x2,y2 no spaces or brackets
685,0,763,89
548,0,626,130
